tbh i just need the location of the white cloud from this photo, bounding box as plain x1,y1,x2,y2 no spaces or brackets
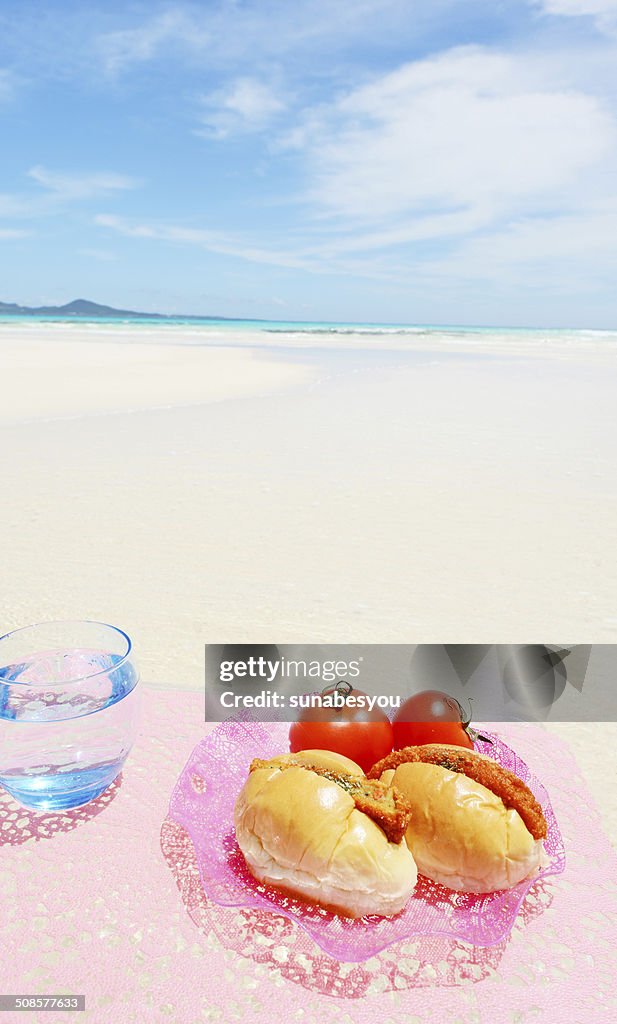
538,0,617,14
291,47,614,230
94,2,437,77
198,78,286,138
98,9,210,75
94,214,311,270
267,45,617,298
27,166,138,200
0,68,13,101
0,228,30,239
93,211,408,284
0,167,139,225
533,0,617,34
414,199,617,293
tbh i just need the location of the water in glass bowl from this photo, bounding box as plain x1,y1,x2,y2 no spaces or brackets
0,648,140,811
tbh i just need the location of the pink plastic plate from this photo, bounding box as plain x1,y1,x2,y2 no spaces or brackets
166,719,565,962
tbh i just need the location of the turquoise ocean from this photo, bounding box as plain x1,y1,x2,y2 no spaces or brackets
1,314,616,351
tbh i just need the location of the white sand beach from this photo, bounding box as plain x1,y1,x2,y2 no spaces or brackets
0,333,315,423
1,322,616,842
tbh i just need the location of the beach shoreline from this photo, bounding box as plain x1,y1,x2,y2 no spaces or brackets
3,317,617,360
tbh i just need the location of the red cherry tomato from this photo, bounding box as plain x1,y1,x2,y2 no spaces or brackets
289,683,393,773
393,689,474,749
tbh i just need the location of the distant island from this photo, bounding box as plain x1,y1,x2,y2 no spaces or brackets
0,298,238,320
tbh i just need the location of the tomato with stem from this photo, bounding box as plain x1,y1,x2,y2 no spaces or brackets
392,689,485,749
289,680,393,773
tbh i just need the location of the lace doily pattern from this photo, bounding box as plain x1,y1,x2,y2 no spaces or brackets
165,720,565,961
161,816,559,997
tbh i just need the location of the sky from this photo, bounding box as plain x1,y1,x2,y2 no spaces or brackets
1,0,617,326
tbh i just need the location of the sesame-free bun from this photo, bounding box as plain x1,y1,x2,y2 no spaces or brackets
285,748,365,776
379,759,549,893
234,750,417,918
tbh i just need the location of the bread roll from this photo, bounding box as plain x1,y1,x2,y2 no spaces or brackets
285,748,365,776
234,750,417,918
379,758,549,892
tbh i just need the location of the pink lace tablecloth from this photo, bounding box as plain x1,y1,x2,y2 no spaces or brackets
2,687,616,1024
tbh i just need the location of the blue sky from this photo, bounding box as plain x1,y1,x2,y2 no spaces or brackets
1,0,617,325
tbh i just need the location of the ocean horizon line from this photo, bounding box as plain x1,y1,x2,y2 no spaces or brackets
1,313,617,336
